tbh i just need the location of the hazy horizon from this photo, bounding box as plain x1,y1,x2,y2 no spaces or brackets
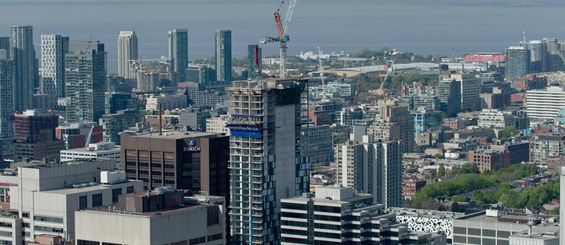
1,0,565,72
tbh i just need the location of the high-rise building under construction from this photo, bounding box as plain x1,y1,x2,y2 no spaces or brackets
227,78,309,244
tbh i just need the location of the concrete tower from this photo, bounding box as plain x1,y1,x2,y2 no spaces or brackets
117,31,138,79
215,29,232,82
65,42,107,123
10,26,35,111
41,34,69,98
227,78,309,244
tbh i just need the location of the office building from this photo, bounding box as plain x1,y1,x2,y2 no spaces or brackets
60,142,121,167
301,125,333,166
335,136,402,208
438,79,462,117
449,73,481,112
117,31,138,79
0,50,14,160
525,86,565,121
0,37,9,57
247,44,262,79
505,46,530,79
10,26,35,111
391,207,465,243
12,110,59,143
105,92,135,115
168,29,188,81
179,108,211,132
478,109,516,128
12,110,64,162
206,115,230,136
65,42,106,123
227,79,309,244
527,40,546,73
55,122,103,149
467,149,509,173
453,210,559,245
215,29,232,82
185,86,223,108
74,188,226,245
529,135,565,165
280,186,443,245
136,70,178,92
40,34,69,99
99,109,139,145
0,160,143,244
120,132,229,195
371,102,415,154
145,94,187,111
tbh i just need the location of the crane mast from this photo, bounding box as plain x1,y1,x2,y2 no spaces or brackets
261,0,297,78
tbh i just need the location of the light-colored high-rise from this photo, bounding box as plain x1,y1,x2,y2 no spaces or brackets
117,31,138,79
525,86,565,121
168,29,188,82
0,50,14,160
227,78,309,244
41,34,69,98
10,26,35,111
65,42,107,123
335,135,402,208
215,29,232,81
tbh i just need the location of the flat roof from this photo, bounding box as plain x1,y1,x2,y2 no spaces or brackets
43,181,135,195
61,147,121,154
126,131,220,140
85,202,206,217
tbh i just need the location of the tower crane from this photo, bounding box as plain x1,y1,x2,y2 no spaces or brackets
261,0,298,78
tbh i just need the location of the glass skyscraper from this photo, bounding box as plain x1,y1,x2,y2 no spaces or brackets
168,29,188,82
10,26,35,111
215,29,232,82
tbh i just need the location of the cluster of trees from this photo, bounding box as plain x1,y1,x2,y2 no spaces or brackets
469,181,559,209
407,164,546,209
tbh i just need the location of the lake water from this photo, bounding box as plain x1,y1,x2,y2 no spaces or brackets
1,0,565,72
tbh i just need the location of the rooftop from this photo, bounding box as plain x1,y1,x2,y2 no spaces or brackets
126,131,220,140
86,202,205,217
43,180,137,195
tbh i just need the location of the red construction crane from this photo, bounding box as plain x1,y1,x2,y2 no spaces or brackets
261,0,297,78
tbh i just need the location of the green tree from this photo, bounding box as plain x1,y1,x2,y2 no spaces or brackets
437,164,446,177
501,126,519,138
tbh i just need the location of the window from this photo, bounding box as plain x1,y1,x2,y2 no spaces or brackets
79,196,87,209
21,212,29,218
468,237,481,244
207,206,219,226
453,236,466,243
453,227,466,234
0,231,11,237
112,188,122,203
34,226,63,233
34,216,63,223
0,222,11,228
497,230,511,238
92,193,103,207
483,229,496,237
77,240,99,245
126,186,134,193
170,241,188,245
189,236,206,245
207,233,223,241
468,228,481,236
